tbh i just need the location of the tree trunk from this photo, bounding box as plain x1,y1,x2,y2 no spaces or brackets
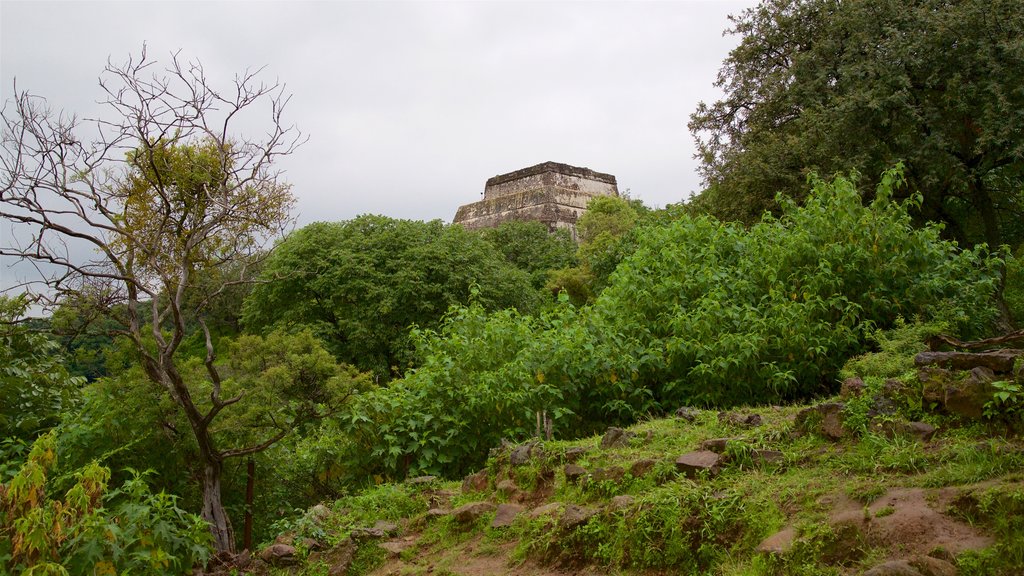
201,460,235,553
244,459,255,552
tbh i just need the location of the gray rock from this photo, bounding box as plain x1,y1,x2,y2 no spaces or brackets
451,501,496,523
609,495,635,511
841,377,865,399
795,402,845,440
461,469,489,493
914,349,1022,373
600,427,635,449
259,543,297,567
561,446,588,463
590,466,625,483
405,475,437,485
756,527,795,555
307,538,357,576
700,438,737,453
630,458,657,477
491,503,525,528
675,450,722,479
559,504,599,530
718,411,763,427
564,464,588,484
752,449,785,466
675,406,701,422
510,441,539,466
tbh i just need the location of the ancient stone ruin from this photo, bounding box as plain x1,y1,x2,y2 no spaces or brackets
452,161,619,240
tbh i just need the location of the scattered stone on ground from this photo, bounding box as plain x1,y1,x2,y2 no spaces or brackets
600,427,635,449
589,466,625,484
561,446,588,463
491,503,525,528
756,527,796,555
258,543,297,567
425,507,449,519
841,376,865,398
752,449,784,466
564,464,587,484
461,469,489,493
452,501,497,523
630,458,657,477
529,502,563,520
795,402,846,440
404,475,436,485
914,349,1022,373
675,406,701,422
609,495,635,511
559,504,600,530
510,441,541,466
920,367,994,420
307,538,356,576
700,438,737,453
675,450,722,478
872,420,937,442
719,411,763,427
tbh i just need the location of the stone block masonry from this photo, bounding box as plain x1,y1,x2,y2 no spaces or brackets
452,161,619,240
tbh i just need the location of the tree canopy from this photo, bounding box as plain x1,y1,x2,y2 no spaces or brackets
242,216,543,380
689,0,1024,248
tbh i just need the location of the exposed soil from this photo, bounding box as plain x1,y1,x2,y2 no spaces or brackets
369,534,610,576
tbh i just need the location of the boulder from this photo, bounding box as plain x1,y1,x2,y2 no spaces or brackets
675,450,722,479
559,504,599,530
841,377,866,399
795,402,846,440
675,406,701,422
491,503,525,528
461,469,489,493
719,411,763,427
259,543,297,567
600,427,635,449
529,502,563,519
609,495,636,511
700,438,737,453
496,478,518,497
561,446,588,463
630,458,657,477
914,349,1021,373
752,449,785,466
510,441,540,466
590,466,625,483
451,501,496,523
921,367,994,420
307,538,357,576
874,420,937,442
757,527,796,555
564,464,588,484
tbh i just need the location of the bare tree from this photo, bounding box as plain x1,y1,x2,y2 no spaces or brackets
0,47,304,552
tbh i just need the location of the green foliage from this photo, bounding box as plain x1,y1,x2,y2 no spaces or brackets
243,217,542,380
1005,246,1024,326
689,0,1024,249
326,170,1001,480
840,319,944,382
983,381,1024,427
0,433,211,574
476,220,577,289
0,296,84,443
599,168,1000,407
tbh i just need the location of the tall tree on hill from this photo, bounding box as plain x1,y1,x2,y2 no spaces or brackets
0,48,306,552
689,0,1024,249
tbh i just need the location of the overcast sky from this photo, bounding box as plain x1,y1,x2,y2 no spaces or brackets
1,0,755,292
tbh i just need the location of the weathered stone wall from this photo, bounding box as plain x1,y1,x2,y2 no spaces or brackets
452,162,618,240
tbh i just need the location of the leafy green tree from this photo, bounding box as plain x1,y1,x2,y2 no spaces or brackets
242,217,542,379
689,0,1024,249
0,49,303,551
0,296,84,443
476,220,577,289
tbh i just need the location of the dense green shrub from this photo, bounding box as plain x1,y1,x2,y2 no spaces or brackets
336,169,1003,480
243,216,542,380
599,168,1000,406
1,433,210,574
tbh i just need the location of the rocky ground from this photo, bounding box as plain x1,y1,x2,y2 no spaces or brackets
211,346,1024,576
